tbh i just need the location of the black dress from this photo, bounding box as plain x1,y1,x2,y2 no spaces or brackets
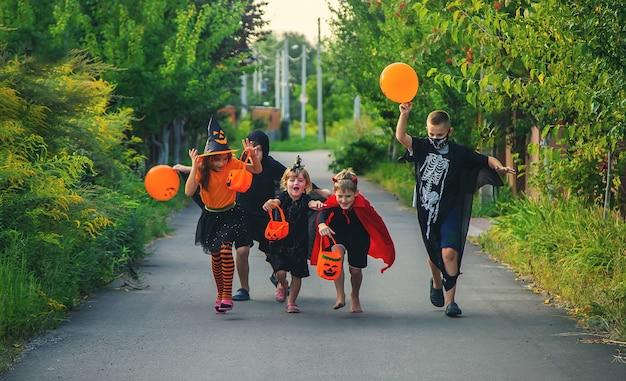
265,191,311,278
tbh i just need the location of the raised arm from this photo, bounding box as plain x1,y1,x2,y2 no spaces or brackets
184,148,200,197
395,102,413,150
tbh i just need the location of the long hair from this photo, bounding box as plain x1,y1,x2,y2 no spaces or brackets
198,153,232,190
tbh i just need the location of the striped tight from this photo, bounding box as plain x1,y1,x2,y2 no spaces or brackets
211,242,234,301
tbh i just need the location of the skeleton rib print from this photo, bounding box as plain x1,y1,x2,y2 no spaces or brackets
419,153,450,238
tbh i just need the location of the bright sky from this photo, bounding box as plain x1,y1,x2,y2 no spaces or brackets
263,0,341,43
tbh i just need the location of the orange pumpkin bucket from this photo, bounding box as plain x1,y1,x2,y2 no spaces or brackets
316,235,343,281
227,150,253,192
264,204,289,241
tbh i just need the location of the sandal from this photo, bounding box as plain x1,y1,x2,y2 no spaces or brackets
275,286,286,303
270,275,290,295
232,288,250,301
430,278,445,307
220,299,233,312
286,303,300,313
445,302,462,317
269,274,278,288
214,299,225,314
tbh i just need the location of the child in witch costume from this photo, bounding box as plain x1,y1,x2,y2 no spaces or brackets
262,156,325,313
395,103,515,317
312,168,395,313
184,117,262,314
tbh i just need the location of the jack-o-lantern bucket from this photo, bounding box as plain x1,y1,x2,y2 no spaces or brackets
316,235,342,281
227,151,253,193
264,204,289,241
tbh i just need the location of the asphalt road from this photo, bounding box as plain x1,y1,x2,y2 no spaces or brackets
2,150,624,381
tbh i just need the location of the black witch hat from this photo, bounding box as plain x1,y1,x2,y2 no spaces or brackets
198,117,237,157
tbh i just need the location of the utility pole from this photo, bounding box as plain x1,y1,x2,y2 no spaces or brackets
274,50,280,108
300,44,307,138
240,74,247,116
282,35,290,140
316,18,323,143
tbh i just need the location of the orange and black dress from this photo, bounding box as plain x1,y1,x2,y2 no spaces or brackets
194,158,247,254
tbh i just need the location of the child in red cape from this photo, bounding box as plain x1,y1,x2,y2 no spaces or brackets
311,168,395,312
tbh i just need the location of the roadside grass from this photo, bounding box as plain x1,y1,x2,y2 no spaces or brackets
477,196,626,342
365,162,415,207
270,134,337,152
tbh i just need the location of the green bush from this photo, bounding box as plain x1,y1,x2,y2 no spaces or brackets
366,161,415,206
0,240,59,343
479,196,626,339
330,135,388,175
0,51,180,370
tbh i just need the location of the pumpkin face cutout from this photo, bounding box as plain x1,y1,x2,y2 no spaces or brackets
264,204,289,241
316,235,342,281
144,165,180,201
227,151,253,193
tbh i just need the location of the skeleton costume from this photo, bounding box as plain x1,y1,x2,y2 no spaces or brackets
403,137,503,291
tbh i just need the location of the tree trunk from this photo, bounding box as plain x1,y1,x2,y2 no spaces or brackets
172,117,185,165
152,124,171,164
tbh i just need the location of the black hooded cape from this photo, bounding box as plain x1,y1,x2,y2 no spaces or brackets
403,138,504,278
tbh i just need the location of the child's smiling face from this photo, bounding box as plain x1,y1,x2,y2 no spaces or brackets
286,173,308,200
335,189,358,210
208,154,230,172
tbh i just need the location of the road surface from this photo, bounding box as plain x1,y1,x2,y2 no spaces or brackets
1,150,624,381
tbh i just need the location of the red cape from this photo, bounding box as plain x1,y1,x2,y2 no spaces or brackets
311,194,395,273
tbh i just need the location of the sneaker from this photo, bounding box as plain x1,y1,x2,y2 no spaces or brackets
430,278,445,307
232,288,250,301
445,302,462,317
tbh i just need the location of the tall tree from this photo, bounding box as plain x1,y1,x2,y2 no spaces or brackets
326,0,625,210
0,0,269,164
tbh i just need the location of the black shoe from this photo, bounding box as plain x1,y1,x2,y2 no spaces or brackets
232,288,250,301
430,278,445,307
445,302,462,317
269,274,278,288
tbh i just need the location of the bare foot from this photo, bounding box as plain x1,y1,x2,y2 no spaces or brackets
350,295,362,313
333,294,346,310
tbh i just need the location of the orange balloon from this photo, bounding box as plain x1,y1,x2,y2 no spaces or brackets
144,165,180,201
379,62,419,103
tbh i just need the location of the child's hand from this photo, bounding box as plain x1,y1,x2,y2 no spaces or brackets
494,165,516,175
263,200,278,211
173,164,190,173
188,148,199,167
318,223,335,236
309,200,325,211
399,102,412,114
242,138,257,155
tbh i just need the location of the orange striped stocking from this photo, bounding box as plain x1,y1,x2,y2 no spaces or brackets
220,242,234,301
211,252,223,300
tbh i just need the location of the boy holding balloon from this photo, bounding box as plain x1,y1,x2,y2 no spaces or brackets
395,102,515,317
